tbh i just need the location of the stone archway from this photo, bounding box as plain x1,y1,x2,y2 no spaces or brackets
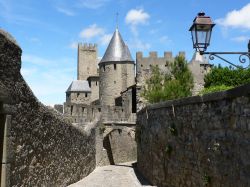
102,126,137,165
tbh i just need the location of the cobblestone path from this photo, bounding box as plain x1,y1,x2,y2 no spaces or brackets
68,162,155,187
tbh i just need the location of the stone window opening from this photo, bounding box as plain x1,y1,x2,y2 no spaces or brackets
141,64,143,67
77,93,80,97
98,108,101,112
71,106,73,115
85,93,88,97
114,64,116,70
103,65,106,71
89,81,91,88
96,81,98,86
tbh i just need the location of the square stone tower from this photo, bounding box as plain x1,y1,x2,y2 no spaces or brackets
77,43,98,80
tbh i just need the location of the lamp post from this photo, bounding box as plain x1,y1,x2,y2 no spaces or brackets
189,12,250,69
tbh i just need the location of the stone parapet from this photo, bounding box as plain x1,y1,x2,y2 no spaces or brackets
0,29,96,186
137,83,250,187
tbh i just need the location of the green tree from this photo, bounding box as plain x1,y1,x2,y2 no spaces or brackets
199,65,250,95
142,55,194,103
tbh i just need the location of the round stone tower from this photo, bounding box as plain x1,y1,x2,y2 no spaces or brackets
99,28,135,106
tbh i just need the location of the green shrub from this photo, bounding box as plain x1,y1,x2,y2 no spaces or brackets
204,65,250,88
199,85,234,95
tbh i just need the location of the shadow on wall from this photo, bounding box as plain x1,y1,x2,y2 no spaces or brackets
103,129,123,165
103,135,115,165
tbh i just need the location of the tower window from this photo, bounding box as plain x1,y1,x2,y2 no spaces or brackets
77,93,80,97
96,81,98,86
103,65,106,71
85,93,88,97
114,64,116,70
141,64,143,67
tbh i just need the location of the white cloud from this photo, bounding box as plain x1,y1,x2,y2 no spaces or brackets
78,25,112,46
29,37,40,43
69,41,78,49
125,8,150,26
216,3,250,29
125,8,150,36
231,36,249,42
56,7,75,16
76,0,110,9
129,38,151,51
21,67,37,77
79,24,105,40
21,53,76,105
22,54,54,66
99,34,112,45
159,36,171,43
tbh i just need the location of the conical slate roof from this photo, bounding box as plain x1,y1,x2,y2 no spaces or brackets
66,80,91,93
191,51,209,64
99,28,134,64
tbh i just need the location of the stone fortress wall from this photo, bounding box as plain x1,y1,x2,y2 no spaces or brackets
87,76,99,103
77,43,98,80
66,92,91,105
63,103,133,124
0,30,97,186
137,84,250,187
135,51,209,111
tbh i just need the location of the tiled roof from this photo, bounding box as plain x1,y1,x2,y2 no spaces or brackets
99,28,134,64
66,80,91,93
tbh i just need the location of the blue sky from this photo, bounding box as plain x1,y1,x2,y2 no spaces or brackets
1,0,250,105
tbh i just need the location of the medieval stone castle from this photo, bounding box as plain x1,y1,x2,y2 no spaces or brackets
1,28,250,187
63,28,212,124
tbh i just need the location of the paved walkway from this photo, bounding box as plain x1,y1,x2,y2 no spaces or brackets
68,162,156,187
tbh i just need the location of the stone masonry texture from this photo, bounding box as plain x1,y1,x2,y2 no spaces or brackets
137,84,250,187
77,43,97,80
0,30,96,186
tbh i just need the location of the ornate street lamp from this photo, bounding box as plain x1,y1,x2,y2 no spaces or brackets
189,12,215,53
189,12,250,69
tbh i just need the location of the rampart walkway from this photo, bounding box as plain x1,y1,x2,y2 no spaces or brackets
68,162,155,187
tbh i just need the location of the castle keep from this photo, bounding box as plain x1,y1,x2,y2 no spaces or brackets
62,27,212,166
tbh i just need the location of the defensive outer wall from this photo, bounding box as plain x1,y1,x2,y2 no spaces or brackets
0,30,96,186
136,83,250,187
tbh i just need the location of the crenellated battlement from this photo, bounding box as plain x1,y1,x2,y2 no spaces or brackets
78,43,97,50
77,43,98,80
136,51,186,60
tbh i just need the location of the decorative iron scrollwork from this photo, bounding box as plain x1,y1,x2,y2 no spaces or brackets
201,52,250,69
